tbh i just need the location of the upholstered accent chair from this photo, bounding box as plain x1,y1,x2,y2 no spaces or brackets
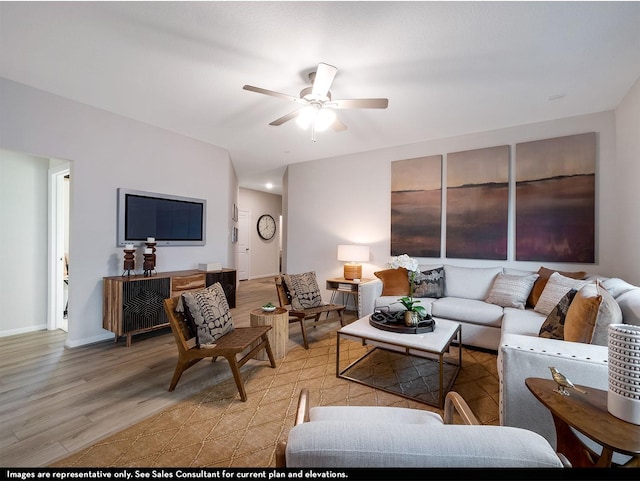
276,388,570,468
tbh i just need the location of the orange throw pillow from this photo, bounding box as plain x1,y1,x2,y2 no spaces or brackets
528,266,587,308
564,283,602,343
374,268,410,296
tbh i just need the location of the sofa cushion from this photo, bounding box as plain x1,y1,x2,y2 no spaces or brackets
534,272,589,316
374,268,410,296
432,297,504,327
180,283,234,347
283,271,323,310
538,288,578,340
602,278,638,299
413,267,445,298
617,287,640,326
564,282,622,345
528,266,587,308
486,273,539,309
443,265,503,301
501,308,547,336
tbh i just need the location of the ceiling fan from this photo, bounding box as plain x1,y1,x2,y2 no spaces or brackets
243,62,389,141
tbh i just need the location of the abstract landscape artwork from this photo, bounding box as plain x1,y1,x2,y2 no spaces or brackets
515,132,595,263
391,155,442,257
446,145,509,260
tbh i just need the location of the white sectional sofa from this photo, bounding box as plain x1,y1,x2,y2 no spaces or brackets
357,264,640,458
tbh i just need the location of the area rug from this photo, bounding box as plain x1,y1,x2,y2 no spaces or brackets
51,330,499,468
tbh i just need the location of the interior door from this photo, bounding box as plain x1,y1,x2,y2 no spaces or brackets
237,209,250,280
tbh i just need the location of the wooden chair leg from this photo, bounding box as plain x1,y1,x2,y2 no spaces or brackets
338,309,345,326
262,335,277,368
168,358,203,391
299,319,309,349
225,354,247,402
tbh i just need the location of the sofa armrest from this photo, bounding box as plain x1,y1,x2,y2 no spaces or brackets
498,333,608,447
358,278,383,317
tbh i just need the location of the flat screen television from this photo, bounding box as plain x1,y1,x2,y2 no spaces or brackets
117,188,206,246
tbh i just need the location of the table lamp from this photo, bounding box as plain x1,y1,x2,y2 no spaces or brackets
337,245,370,281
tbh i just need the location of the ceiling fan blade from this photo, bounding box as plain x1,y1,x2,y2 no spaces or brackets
311,62,337,98
269,110,300,126
243,85,305,104
330,98,389,109
331,118,348,132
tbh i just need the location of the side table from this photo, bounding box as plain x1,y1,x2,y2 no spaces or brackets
326,277,374,318
526,377,640,467
250,307,289,360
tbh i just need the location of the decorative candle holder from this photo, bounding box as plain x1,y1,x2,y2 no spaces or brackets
143,250,156,277
122,248,136,277
145,241,157,271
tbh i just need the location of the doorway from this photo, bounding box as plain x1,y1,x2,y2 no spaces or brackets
237,209,250,280
48,163,70,332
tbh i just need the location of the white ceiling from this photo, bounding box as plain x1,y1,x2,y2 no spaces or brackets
2,2,639,194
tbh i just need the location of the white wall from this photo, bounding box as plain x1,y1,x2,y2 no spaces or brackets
614,77,640,285
0,78,238,347
0,150,48,335
238,187,282,279
285,110,636,299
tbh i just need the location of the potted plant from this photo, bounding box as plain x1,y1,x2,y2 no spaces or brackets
389,254,427,326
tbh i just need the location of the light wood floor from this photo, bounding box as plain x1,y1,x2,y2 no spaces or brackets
1,276,350,468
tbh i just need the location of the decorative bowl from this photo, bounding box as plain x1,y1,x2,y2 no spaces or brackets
262,306,276,312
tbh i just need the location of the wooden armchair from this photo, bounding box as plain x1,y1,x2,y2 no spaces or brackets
275,275,345,349
163,297,276,401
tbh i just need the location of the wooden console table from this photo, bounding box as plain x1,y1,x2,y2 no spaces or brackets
526,377,640,467
103,268,236,346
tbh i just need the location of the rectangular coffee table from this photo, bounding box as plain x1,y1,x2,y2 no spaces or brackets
336,316,461,408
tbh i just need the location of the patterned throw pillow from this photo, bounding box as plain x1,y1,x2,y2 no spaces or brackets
181,282,234,347
538,289,578,340
485,273,539,309
413,267,445,298
283,272,323,310
533,272,589,316
527,266,587,308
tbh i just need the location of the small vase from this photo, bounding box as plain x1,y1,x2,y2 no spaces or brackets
404,310,420,327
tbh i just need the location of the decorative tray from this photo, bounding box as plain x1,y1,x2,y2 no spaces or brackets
369,313,435,334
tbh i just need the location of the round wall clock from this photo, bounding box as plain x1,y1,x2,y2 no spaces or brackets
257,214,276,240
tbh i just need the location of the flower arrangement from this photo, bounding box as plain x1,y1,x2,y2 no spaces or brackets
388,254,427,318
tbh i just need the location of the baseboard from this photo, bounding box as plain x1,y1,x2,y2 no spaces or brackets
0,323,48,338
65,331,114,348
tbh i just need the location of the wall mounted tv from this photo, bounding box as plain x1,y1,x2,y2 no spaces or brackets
117,188,206,246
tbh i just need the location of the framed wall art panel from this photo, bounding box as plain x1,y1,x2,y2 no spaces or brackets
515,132,595,263
446,145,509,260
391,155,442,257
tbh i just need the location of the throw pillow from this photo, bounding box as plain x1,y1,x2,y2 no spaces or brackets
374,268,410,296
283,272,323,310
181,282,234,347
485,273,539,309
413,267,445,298
564,281,623,345
533,272,589,316
563,282,601,343
538,288,578,340
528,267,587,308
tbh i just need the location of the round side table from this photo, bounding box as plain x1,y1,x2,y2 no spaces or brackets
250,307,289,360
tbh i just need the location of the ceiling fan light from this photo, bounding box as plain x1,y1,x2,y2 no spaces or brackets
314,108,336,132
296,106,316,130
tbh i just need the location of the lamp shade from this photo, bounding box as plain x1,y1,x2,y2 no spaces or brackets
337,245,369,262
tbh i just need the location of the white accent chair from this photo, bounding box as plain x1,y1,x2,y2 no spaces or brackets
276,388,570,468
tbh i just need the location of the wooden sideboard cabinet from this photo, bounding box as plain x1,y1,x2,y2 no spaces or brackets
103,268,236,346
